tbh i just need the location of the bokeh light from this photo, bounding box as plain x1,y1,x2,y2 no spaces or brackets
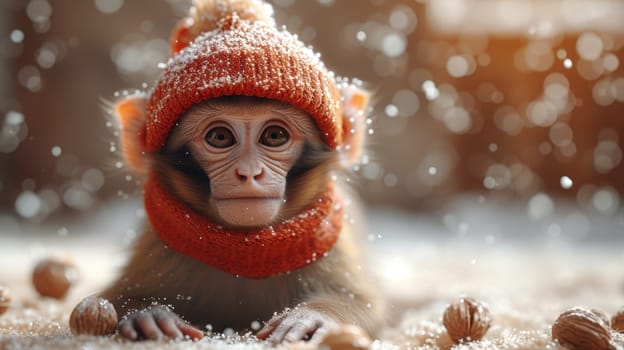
0,0,620,242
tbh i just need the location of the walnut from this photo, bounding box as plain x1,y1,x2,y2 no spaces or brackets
612,307,624,333
32,256,79,299
552,307,614,350
69,295,118,336
442,297,491,343
0,286,10,315
318,324,372,350
591,308,611,327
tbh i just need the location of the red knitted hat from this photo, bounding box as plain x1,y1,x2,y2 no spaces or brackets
144,0,345,152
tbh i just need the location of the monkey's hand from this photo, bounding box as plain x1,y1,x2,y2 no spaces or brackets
118,305,204,341
256,306,339,343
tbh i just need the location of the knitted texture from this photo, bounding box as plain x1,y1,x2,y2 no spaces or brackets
145,12,343,152
144,174,344,278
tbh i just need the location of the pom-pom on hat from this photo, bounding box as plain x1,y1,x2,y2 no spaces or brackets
144,0,347,152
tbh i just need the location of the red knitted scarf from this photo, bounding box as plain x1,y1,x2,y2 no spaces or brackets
143,174,343,278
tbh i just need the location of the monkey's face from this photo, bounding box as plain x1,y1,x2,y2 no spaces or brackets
115,87,367,232
167,97,321,229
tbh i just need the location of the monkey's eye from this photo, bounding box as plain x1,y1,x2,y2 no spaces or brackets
205,127,236,148
260,125,290,147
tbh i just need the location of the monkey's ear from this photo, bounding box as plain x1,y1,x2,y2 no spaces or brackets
113,95,149,174
340,85,369,168
170,17,195,55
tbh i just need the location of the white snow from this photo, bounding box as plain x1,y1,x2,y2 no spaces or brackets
94,0,124,14
1,194,623,348
51,146,62,157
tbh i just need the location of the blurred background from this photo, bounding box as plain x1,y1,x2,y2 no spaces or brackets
0,0,623,241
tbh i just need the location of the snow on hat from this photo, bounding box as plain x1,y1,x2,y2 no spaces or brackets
144,0,346,152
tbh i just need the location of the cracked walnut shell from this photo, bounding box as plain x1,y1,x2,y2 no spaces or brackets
69,295,118,336
552,307,614,350
442,297,491,343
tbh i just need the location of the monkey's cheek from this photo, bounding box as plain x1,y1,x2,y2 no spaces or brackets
214,199,282,228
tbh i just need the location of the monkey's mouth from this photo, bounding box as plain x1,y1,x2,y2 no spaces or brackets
213,197,282,228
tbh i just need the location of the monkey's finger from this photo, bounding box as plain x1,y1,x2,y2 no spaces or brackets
154,315,184,340
266,323,295,344
284,320,321,342
256,314,285,340
255,324,276,340
175,321,204,340
135,314,164,340
118,319,139,340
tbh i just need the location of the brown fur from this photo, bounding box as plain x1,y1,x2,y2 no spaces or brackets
101,209,384,334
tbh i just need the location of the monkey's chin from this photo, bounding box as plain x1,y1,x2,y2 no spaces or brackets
214,198,282,229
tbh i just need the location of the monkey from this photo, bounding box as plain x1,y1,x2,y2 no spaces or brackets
99,0,385,343
102,96,384,342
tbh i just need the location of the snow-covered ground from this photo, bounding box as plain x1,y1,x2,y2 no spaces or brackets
1,195,623,349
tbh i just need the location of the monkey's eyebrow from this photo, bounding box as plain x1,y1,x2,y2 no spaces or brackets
165,113,214,151
271,109,320,140
176,106,224,140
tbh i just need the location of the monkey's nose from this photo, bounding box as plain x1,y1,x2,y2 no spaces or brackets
236,167,264,183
